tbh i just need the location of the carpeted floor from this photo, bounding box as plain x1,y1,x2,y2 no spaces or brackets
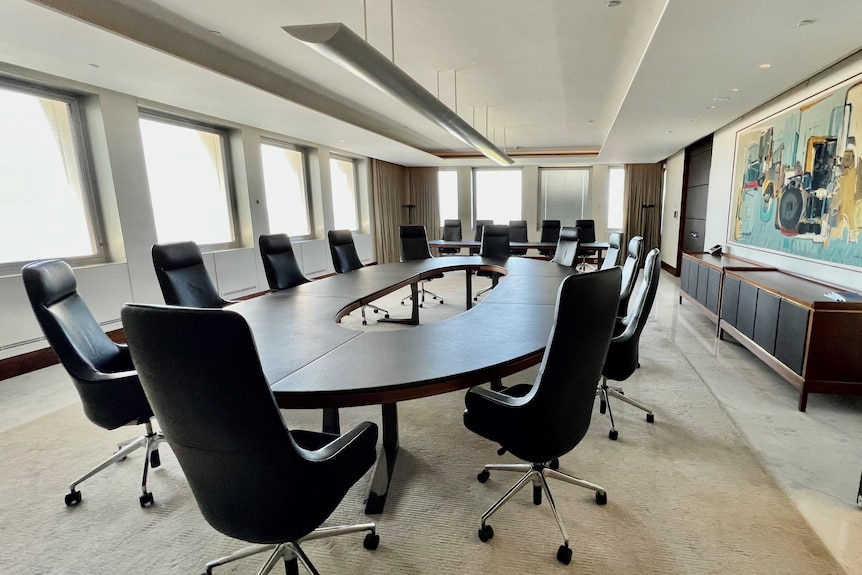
0,274,846,574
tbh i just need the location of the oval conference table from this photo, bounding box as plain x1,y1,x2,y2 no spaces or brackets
230,255,578,513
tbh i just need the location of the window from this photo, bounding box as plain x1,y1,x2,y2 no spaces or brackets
607,166,625,230
540,168,590,226
0,82,101,269
329,156,359,231
260,141,311,237
139,113,236,247
474,169,522,224
438,170,458,226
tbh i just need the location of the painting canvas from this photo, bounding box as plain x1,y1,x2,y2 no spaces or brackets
729,76,862,269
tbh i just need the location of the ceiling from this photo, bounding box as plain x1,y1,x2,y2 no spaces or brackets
3,0,862,167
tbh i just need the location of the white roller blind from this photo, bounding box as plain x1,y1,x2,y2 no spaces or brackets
540,168,590,226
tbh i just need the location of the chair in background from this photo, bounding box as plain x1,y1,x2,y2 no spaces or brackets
575,219,597,271
474,224,510,301
399,225,444,307
599,248,661,440
463,268,622,564
471,219,493,254
538,219,561,258
21,260,164,508
327,229,389,325
549,226,579,267
618,236,645,317
600,232,624,270
259,233,311,291
508,220,528,256
122,303,380,575
439,219,462,255
152,241,231,308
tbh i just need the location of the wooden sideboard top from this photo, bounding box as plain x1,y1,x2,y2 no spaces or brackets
682,251,773,272
725,268,862,309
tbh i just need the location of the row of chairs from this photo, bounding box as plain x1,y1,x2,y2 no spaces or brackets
441,218,598,261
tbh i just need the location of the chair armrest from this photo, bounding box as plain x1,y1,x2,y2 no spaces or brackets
293,421,378,463
465,385,524,410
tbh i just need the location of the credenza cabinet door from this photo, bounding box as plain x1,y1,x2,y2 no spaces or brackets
737,282,758,339
753,290,780,355
687,259,699,298
775,300,809,375
681,258,691,294
706,268,721,314
721,276,740,327
696,264,710,307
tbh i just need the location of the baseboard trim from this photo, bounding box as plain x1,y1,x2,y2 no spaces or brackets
661,261,679,276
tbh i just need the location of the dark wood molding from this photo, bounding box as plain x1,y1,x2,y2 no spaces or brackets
661,261,678,276
0,328,126,381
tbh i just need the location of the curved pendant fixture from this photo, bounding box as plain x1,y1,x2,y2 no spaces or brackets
284,23,514,166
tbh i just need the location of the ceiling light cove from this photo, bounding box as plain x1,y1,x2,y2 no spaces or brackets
283,22,514,166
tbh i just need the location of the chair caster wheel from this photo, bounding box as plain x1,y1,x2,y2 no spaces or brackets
419,304,423,308
478,524,494,542
557,544,572,564
646,413,654,423
401,302,405,306
384,314,390,319
477,470,490,483
599,400,607,414
362,320,368,326
595,491,607,505
533,485,542,505
439,300,444,304
549,458,559,470
473,297,479,301
150,449,161,468
373,309,379,314
139,492,154,507
65,490,82,506
363,532,380,550
608,429,618,441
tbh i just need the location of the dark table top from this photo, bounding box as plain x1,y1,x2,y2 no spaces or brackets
230,256,577,409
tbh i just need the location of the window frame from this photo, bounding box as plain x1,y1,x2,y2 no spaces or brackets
0,77,105,276
537,166,592,229
260,137,314,240
138,109,240,251
329,154,361,232
472,167,523,226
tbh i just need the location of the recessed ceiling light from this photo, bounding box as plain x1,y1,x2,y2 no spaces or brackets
338,139,345,143
607,0,622,7
713,96,730,102
706,105,716,110
797,19,816,27
666,130,673,134
587,119,595,123
688,118,699,122
759,63,771,69
88,63,100,69
729,88,739,92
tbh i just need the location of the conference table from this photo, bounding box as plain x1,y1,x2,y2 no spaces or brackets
230,256,578,513
427,239,611,267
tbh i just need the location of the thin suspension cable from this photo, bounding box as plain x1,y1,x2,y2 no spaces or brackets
485,106,489,138
453,69,458,114
363,0,368,41
436,70,440,99
390,0,395,63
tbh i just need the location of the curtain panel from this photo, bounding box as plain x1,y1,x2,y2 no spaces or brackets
407,167,440,241
623,163,663,257
370,159,407,264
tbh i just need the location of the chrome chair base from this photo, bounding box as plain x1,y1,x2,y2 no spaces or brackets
400,281,443,307
65,420,165,507
473,274,499,301
203,522,378,575
597,376,654,440
360,303,390,325
476,462,606,565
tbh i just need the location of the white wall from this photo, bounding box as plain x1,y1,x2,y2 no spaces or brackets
661,150,685,269
705,52,862,290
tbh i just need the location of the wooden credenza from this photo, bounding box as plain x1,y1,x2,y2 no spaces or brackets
718,269,862,411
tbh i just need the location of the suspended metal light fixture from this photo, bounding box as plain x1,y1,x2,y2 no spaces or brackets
284,23,514,166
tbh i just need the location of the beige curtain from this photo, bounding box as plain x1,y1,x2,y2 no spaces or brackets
623,163,663,257
407,167,440,240
371,159,407,263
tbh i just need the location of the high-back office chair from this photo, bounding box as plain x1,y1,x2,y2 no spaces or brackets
463,268,622,565
474,224,510,301
121,304,380,575
600,232,624,270
21,260,164,508
618,236,645,317
259,233,311,291
152,241,231,308
575,219,597,271
399,225,444,306
508,220,528,256
538,219,561,258
598,248,661,440
549,226,580,267
327,229,389,325
471,219,493,254
440,219,462,255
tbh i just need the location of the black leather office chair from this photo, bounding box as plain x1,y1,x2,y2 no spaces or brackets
549,226,579,267
463,267,622,565
575,219,597,271
152,241,231,308
600,232,624,270
399,225,444,306
618,236,645,317
121,303,380,575
439,219,462,255
599,248,661,440
538,219,561,258
21,260,164,508
471,219,493,254
327,229,389,325
259,234,311,291
474,224,510,301
508,220,528,256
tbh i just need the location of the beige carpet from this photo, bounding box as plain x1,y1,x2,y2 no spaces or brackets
0,317,844,574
